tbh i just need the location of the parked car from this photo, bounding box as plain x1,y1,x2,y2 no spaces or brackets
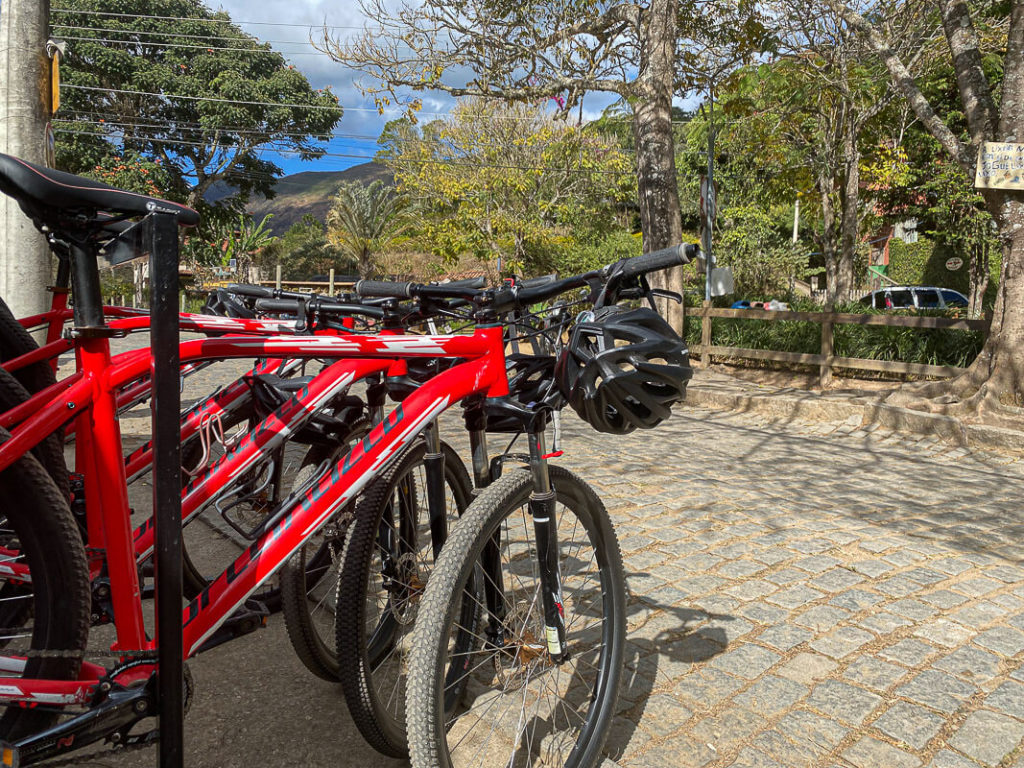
859,286,968,310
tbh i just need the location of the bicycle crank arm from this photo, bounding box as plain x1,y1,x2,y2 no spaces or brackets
11,675,157,765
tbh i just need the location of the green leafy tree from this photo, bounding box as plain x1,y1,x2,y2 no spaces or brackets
717,204,812,296
260,216,355,280
53,0,343,211
825,0,1024,420
380,101,634,276
326,182,409,279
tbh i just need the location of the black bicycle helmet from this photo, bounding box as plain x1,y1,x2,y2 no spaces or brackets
556,306,692,434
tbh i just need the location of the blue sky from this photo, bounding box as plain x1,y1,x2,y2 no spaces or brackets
210,0,621,176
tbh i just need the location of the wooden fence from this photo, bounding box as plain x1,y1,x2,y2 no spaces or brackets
684,302,989,386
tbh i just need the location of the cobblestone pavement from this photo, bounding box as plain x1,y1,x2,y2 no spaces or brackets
552,409,1024,768
103,341,1023,768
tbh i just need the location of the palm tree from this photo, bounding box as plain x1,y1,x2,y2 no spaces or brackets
326,181,408,279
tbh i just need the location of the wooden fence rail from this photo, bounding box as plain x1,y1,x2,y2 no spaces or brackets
684,302,989,386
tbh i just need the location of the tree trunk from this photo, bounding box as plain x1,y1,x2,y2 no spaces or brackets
968,194,1024,408
968,235,989,319
817,174,839,305
0,0,53,319
633,0,683,332
836,120,860,304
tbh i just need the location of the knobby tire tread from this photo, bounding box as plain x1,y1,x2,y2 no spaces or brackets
0,430,90,740
335,441,472,758
406,465,626,768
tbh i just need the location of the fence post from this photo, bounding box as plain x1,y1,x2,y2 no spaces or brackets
329,268,335,295
275,264,282,290
701,299,712,368
820,316,834,388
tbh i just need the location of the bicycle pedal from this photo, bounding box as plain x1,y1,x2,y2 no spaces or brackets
194,599,269,654
0,742,18,767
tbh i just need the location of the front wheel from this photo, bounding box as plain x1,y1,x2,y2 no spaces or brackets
406,465,626,768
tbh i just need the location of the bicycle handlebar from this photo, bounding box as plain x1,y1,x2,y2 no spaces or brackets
254,297,385,319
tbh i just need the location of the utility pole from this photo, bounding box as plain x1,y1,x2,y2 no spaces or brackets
0,0,54,319
703,90,716,302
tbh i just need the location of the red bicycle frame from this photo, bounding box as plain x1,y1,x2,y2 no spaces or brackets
0,325,509,706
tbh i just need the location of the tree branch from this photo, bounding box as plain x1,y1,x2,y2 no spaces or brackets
938,0,998,144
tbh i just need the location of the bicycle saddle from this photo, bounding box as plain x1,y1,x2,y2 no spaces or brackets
0,152,199,228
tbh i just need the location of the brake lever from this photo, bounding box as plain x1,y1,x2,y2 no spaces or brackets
650,288,682,304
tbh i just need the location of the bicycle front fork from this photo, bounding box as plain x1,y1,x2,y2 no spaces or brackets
527,429,567,662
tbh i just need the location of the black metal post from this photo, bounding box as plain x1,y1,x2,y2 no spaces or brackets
149,211,184,768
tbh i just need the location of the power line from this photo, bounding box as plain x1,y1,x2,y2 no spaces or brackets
50,7,365,30
57,34,327,55
51,23,324,47
62,84,346,112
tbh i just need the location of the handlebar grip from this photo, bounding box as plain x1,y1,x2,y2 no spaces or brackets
354,280,414,298
227,283,275,299
255,298,302,313
442,276,486,289
617,243,697,280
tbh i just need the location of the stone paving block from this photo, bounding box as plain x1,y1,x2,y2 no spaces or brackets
810,568,865,593
749,729,821,767
674,668,747,711
766,585,826,610
879,638,940,666
903,567,948,586
974,626,1024,656
829,589,883,612
949,601,1010,627
777,653,838,685
757,624,813,652
888,598,941,622
930,557,974,576
792,554,840,573
734,674,808,717
717,559,767,579
738,602,789,627
995,594,1024,612
776,709,849,752
984,680,1024,720
957,577,1005,598
605,716,652,763
794,605,850,632
934,646,1003,684
842,736,921,768
809,626,873,659
926,750,984,768
851,559,895,578
884,550,928,567
726,580,778,602
764,568,807,586
709,644,781,681
805,679,882,726
897,669,978,714
688,707,767,754
791,539,833,556
636,693,693,738
949,710,1024,767
878,576,929,598
921,590,971,609
873,700,945,749
726,747,786,768
752,548,791,566
913,619,975,649
843,656,907,692
632,736,717,768
988,565,1024,583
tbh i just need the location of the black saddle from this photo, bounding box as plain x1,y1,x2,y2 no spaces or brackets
0,152,199,230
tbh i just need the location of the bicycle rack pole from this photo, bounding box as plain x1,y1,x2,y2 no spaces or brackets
149,211,185,768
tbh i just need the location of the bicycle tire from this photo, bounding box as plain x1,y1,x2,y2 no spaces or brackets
0,365,70,502
334,440,473,757
407,465,626,768
0,432,91,740
0,294,59,399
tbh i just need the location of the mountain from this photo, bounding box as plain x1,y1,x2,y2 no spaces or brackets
209,162,394,235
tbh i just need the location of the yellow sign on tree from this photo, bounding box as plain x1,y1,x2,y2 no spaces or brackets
974,142,1024,191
